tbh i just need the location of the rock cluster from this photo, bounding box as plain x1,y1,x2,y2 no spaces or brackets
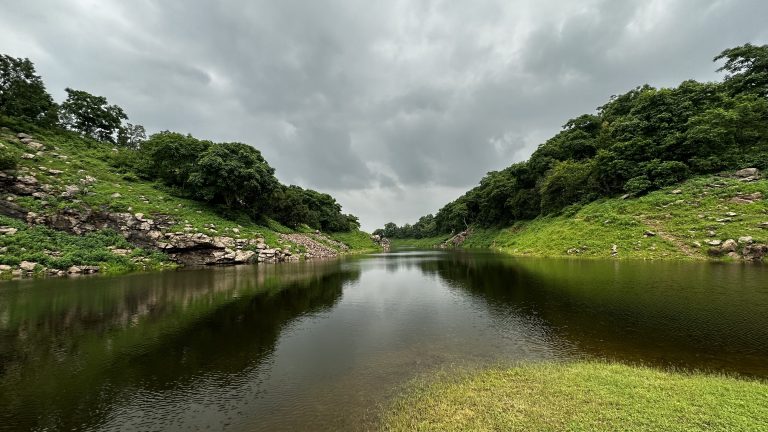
707,236,768,262
442,229,472,248
280,233,338,259
371,234,391,250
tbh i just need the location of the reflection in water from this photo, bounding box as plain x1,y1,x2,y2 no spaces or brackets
0,251,767,431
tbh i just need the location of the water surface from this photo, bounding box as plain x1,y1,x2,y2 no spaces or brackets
1,250,767,431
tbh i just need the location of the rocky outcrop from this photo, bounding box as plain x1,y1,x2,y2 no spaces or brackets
442,229,472,248
371,234,391,250
280,233,338,259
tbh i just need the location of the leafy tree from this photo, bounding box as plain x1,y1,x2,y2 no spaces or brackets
715,43,768,97
138,131,212,187
117,123,147,149
187,142,278,211
0,54,57,125
59,88,127,143
384,44,768,237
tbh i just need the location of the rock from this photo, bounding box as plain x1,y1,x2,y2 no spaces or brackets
80,265,99,274
17,175,38,185
735,168,761,178
80,175,97,185
19,261,37,272
643,230,656,237
725,212,738,217
721,239,738,253
111,248,132,256
68,266,83,274
611,244,618,256
111,192,122,198
671,189,682,194
0,227,18,235
26,141,44,151
716,218,733,223
61,185,81,197
706,240,722,246
738,236,754,244
21,153,35,159
731,192,764,204
743,244,768,262
692,241,702,248
708,230,717,237
759,222,768,229
17,133,32,139
0,265,12,272
234,250,255,263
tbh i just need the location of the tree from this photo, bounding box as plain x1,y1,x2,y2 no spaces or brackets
59,88,127,143
715,43,768,97
0,54,57,125
187,142,278,211
117,123,146,149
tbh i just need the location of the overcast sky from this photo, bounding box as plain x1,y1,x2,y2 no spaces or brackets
2,0,767,230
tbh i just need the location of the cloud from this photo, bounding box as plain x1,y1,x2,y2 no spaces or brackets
1,0,767,230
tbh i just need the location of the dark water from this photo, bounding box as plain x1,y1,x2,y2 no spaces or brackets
1,250,767,431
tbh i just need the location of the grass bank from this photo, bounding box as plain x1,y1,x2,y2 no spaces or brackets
398,174,768,261
389,235,451,249
383,361,768,431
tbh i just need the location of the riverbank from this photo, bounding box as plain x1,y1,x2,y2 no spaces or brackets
0,125,379,279
391,173,768,262
383,361,768,431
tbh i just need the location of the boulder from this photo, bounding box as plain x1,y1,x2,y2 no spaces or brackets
738,236,754,244
0,226,18,235
17,133,31,139
0,265,12,272
68,266,82,274
742,244,768,262
735,168,760,178
26,141,44,151
721,239,738,253
19,261,37,272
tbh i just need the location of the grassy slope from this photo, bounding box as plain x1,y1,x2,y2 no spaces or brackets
383,361,768,432
405,175,768,260
0,124,377,276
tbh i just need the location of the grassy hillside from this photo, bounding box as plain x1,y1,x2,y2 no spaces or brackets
0,123,378,278
396,174,768,261
383,361,768,431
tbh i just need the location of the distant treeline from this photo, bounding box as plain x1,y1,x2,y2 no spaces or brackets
377,44,768,239
0,55,359,232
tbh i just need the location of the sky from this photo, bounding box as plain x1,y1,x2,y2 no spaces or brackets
2,0,767,231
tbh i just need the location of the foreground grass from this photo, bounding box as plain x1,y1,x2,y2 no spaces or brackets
383,361,768,432
458,175,768,260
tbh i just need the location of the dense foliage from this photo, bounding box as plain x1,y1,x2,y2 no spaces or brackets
0,54,359,232
380,44,768,237
0,55,57,126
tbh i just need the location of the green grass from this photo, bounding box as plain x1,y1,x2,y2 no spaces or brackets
327,229,381,253
458,175,768,260
383,361,768,432
0,121,378,274
0,215,174,277
390,235,452,249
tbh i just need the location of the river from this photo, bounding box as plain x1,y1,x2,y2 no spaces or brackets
1,250,767,431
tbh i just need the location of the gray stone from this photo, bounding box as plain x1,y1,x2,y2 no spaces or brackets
735,168,760,178
19,261,37,272
738,236,754,244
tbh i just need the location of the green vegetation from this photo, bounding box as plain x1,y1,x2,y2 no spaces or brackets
456,174,768,259
378,44,768,245
390,235,451,249
0,215,173,277
383,361,768,431
0,53,377,277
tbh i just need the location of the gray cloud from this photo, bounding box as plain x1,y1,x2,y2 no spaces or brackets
1,0,766,230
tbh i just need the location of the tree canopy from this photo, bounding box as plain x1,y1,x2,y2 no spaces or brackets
381,43,768,237
0,55,57,125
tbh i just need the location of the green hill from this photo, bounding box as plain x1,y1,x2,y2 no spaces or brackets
393,172,768,261
0,123,378,279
